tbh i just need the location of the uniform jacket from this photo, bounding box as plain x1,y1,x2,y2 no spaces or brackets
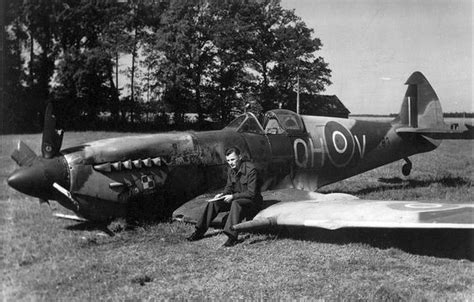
222,161,262,203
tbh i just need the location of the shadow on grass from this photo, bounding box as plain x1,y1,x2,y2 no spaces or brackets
325,175,471,196
66,222,116,236
377,177,404,184
65,216,171,233
281,227,473,261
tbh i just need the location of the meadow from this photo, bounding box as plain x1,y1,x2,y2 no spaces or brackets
1,126,473,300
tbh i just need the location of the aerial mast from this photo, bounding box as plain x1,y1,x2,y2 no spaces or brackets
296,74,300,114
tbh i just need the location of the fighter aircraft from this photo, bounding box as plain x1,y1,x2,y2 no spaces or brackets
7,71,474,230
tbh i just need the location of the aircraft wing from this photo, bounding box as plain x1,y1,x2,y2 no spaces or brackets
172,189,359,225
233,199,474,232
396,123,474,139
172,192,218,224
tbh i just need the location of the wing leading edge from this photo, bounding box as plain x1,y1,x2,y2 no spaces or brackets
233,199,474,231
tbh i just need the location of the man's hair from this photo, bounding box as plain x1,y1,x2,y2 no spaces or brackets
225,146,241,156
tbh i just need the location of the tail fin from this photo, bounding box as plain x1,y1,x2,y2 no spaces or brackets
394,72,474,139
393,71,445,129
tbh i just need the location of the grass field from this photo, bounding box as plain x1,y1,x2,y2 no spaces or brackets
1,129,473,300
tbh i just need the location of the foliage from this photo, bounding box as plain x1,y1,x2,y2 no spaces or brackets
3,0,331,133
2,1,32,133
239,1,331,111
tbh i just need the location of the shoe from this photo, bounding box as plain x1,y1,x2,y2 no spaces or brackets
187,230,204,241
222,236,238,247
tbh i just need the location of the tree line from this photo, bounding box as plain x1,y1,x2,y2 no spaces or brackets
2,0,331,133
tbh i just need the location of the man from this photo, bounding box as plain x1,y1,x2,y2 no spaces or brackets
187,146,262,247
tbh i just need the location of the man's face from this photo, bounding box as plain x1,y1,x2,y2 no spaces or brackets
226,152,242,170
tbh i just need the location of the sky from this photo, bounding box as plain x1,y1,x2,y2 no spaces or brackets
281,0,472,114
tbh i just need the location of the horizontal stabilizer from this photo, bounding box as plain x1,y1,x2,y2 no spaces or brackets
396,123,474,139
11,141,37,166
233,200,474,231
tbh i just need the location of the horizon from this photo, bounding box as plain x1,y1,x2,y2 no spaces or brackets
281,0,472,115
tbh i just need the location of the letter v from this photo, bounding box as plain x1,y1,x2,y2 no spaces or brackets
354,135,366,159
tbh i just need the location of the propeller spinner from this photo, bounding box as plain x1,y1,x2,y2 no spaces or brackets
8,102,69,202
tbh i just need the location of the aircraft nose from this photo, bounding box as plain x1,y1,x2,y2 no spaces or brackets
8,156,69,200
8,165,45,197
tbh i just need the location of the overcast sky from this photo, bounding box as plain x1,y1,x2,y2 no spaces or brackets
281,0,472,114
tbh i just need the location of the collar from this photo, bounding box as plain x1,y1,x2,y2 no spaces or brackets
232,161,247,176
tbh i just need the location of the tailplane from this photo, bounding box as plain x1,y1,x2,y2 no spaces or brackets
394,72,473,139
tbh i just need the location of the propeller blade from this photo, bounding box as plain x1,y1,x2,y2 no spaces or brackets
11,141,37,167
41,102,64,159
53,182,80,211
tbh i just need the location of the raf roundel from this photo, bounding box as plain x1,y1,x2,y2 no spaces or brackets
324,121,355,167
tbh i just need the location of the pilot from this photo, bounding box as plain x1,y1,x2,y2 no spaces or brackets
187,146,262,247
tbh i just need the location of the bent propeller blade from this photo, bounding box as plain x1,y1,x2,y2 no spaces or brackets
11,141,37,167
41,102,64,159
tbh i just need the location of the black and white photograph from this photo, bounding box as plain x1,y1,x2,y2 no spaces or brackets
1,0,472,300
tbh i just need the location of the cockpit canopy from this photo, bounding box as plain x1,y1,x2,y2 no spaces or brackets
224,112,265,134
263,109,306,135
224,109,305,135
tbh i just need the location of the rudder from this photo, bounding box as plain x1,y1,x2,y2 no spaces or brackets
393,71,446,129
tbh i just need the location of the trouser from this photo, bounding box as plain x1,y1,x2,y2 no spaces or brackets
196,198,260,238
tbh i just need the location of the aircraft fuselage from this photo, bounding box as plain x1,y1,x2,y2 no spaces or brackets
42,111,437,221
9,71,469,222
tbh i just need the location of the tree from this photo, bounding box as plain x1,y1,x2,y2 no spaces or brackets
54,47,116,128
240,0,331,111
4,0,332,132
95,2,132,123
270,9,331,109
2,0,31,133
205,1,255,124
50,1,121,127
148,0,332,123
145,0,222,125
116,0,167,123
18,0,64,128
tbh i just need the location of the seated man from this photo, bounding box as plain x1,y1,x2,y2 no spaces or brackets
187,146,262,247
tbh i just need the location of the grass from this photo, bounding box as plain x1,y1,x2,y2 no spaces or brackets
1,131,473,300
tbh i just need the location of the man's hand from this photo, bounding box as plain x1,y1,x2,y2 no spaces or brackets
208,193,225,202
223,194,233,203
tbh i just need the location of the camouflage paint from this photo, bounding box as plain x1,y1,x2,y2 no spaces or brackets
9,71,467,221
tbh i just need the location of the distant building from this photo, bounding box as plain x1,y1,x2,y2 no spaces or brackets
284,94,350,118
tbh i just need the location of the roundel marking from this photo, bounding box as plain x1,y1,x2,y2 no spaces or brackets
332,131,348,153
324,121,355,167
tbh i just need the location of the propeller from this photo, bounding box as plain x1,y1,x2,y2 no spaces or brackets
41,102,64,159
8,102,68,205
